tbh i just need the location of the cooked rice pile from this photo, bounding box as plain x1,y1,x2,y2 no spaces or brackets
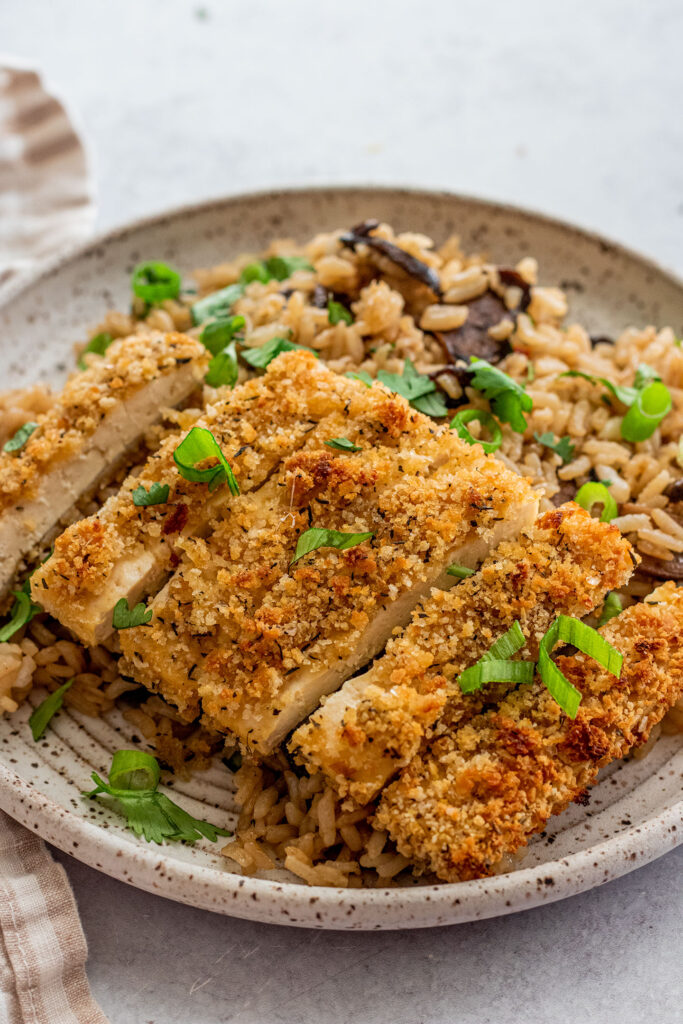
2,221,682,887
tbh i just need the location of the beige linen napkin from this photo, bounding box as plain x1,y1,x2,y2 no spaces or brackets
0,60,107,1024
0,812,109,1024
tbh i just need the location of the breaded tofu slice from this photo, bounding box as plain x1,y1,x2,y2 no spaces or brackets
289,505,636,803
0,331,206,600
375,582,683,882
33,351,428,646
121,424,537,752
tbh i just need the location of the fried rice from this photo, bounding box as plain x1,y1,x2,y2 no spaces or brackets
1,220,682,888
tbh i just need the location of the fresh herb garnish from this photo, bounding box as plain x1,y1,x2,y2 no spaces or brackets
324,437,361,453
200,315,245,356
131,261,181,304
3,422,38,454
467,358,533,433
264,256,314,281
78,332,113,369
534,431,575,465
191,283,244,326
450,409,502,454
85,750,232,845
377,359,448,418
112,598,153,630
132,482,170,507
291,528,374,565
537,615,622,718
240,337,316,370
563,364,670,442
29,678,74,741
574,481,618,522
446,563,475,579
598,592,623,627
240,262,271,285
345,370,374,387
201,313,244,389
328,299,353,326
173,427,240,494
0,589,42,642
458,621,534,694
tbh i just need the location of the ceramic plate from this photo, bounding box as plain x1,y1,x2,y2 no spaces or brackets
0,187,681,930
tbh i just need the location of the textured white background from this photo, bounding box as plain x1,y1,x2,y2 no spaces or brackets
2,1,682,1021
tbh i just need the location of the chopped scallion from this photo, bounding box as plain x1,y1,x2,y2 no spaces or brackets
173,427,240,495
620,380,672,442
450,409,502,454
29,678,74,741
131,261,181,304
574,481,618,522
537,615,622,718
0,590,41,642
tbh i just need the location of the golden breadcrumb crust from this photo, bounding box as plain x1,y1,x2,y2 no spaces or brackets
290,504,636,803
375,582,683,882
0,332,206,514
120,370,535,746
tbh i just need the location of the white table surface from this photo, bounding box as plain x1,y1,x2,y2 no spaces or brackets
3,1,682,1021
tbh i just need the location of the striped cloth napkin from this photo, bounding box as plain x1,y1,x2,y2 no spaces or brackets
0,60,107,1024
0,813,109,1024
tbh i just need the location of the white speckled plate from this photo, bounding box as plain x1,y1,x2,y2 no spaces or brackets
0,187,681,930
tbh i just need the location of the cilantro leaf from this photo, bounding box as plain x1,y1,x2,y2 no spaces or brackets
467,358,532,433
325,437,361,452
205,341,239,388
112,598,152,630
534,431,575,465
132,482,170,507
377,359,448,418
191,283,244,325
29,678,74,741
131,261,181,304
241,337,317,370
200,315,245,357
328,299,353,326
264,256,314,281
240,262,271,285
345,370,373,387
85,749,232,845
78,332,113,369
3,422,38,454
291,528,374,565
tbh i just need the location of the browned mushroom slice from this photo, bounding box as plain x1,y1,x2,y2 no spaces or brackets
435,267,531,366
341,221,442,297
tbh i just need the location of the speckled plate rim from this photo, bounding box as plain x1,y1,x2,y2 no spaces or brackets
0,185,681,930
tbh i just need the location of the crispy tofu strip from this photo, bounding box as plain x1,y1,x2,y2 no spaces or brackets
289,505,636,803
33,351,423,646
0,332,206,600
122,419,538,750
376,582,683,882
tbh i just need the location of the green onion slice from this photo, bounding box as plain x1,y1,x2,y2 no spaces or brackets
458,659,535,695
108,749,161,791
446,563,475,579
191,283,244,325
131,261,181,304
241,337,316,370
620,380,672,442
291,528,374,565
264,256,314,281
598,592,623,627
481,620,527,662
29,678,74,741
574,481,618,522
538,615,622,718
78,332,113,369
3,422,38,454
0,590,41,642
324,437,361,452
173,427,240,495
450,409,502,454
328,299,353,326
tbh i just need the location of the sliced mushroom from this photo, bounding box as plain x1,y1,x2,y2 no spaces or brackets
550,481,577,507
665,479,683,503
434,267,531,366
341,222,442,297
